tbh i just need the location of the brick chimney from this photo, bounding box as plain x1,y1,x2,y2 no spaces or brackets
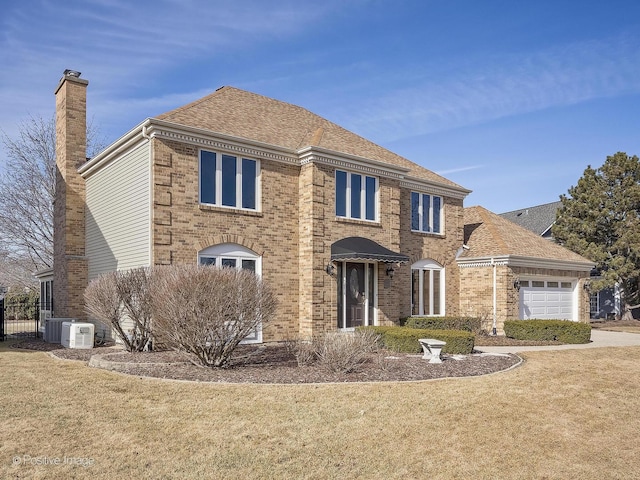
53,69,89,319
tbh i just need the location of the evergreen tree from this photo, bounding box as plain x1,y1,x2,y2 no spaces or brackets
552,152,640,318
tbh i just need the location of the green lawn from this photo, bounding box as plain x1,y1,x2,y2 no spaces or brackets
1,340,639,479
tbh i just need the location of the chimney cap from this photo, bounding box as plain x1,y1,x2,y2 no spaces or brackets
64,69,82,78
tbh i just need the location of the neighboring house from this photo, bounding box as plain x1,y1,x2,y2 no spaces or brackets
500,201,561,239
499,202,618,320
47,70,593,339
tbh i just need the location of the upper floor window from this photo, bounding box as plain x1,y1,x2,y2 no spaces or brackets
335,170,377,221
200,150,259,210
411,192,442,234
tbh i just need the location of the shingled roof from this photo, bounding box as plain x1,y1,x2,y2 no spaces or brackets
499,201,561,237
156,86,464,188
461,206,592,265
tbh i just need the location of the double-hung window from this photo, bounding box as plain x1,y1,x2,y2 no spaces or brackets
335,170,377,221
411,192,442,234
200,150,259,210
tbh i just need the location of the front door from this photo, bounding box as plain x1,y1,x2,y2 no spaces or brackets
337,262,376,329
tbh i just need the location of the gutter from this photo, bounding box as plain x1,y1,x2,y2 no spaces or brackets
491,257,497,335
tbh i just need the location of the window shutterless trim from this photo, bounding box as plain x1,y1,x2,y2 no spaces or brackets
411,191,443,234
199,149,261,212
335,169,378,221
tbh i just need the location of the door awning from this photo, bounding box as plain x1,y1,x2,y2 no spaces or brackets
330,237,410,264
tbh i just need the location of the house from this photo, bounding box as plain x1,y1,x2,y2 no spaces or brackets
48,69,593,340
499,202,618,320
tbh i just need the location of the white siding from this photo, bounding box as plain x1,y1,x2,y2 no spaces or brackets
86,141,151,280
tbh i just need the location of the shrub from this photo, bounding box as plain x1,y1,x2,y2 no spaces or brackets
284,330,381,372
360,326,474,354
84,268,154,352
152,265,277,368
404,316,482,333
504,320,591,344
314,330,381,373
3,290,39,320
284,336,316,367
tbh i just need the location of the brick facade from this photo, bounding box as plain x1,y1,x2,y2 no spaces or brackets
148,139,466,341
459,264,592,334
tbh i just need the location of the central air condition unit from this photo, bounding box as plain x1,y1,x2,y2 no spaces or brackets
61,322,94,349
44,318,76,343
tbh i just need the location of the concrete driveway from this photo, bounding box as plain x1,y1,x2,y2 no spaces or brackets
476,329,640,354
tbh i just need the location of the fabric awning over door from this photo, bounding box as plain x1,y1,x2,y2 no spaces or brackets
330,237,409,263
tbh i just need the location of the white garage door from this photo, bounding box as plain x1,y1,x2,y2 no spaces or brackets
520,279,575,320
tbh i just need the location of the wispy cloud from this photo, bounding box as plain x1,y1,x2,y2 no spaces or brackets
334,33,640,142
0,0,347,150
436,165,483,176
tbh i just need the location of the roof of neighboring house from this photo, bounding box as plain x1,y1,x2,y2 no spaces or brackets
156,86,465,189
460,206,592,266
499,201,561,236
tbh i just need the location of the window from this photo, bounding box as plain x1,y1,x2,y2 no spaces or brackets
198,243,262,343
411,192,442,234
198,243,260,275
411,259,445,316
335,170,377,221
199,150,259,210
40,279,53,312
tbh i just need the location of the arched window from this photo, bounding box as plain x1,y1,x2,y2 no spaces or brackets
198,243,263,343
198,243,261,276
411,259,445,316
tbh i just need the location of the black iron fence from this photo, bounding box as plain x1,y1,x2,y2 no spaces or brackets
0,297,40,341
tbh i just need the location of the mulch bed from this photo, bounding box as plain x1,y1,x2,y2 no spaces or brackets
10,340,521,384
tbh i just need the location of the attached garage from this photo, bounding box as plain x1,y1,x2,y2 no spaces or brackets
459,206,595,334
520,279,576,320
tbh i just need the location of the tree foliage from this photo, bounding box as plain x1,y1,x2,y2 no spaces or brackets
552,152,640,316
0,114,105,289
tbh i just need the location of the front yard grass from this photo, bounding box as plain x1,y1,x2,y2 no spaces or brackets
1,340,639,479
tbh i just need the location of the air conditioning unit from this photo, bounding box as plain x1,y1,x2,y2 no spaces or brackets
44,318,76,343
61,322,94,349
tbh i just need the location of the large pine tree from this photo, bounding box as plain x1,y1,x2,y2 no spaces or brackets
552,152,640,319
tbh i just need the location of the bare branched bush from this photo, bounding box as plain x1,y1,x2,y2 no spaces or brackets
84,267,154,352
314,330,381,373
152,265,277,368
284,336,317,367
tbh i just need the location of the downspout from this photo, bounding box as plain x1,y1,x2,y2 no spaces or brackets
491,258,497,335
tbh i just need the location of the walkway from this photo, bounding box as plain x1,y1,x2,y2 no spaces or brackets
476,329,640,354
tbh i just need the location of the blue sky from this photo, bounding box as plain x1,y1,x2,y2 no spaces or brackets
1,0,640,213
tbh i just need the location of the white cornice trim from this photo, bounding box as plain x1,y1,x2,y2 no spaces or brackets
145,119,299,165
457,255,594,271
401,177,471,200
297,146,409,179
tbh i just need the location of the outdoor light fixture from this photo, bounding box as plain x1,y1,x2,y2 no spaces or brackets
325,263,335,276
513,278,521,291
583,280,591,292
386,265,395,278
